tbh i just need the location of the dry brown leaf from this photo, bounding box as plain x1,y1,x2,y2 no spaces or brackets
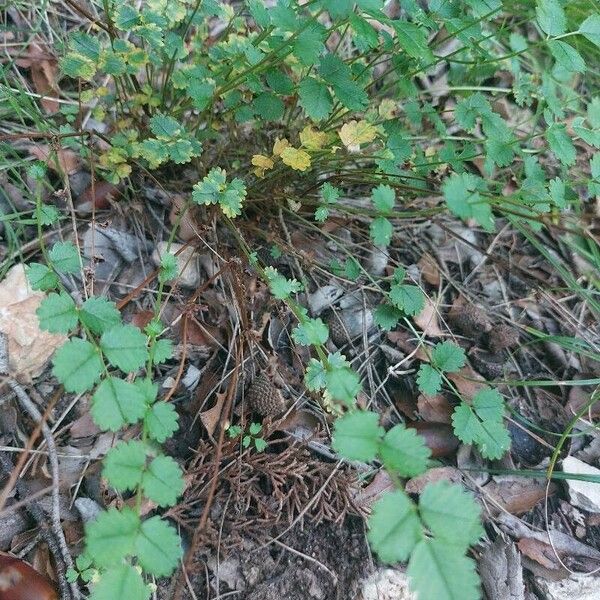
200,391,227,437
28,144,81,175
353,470,395,511
405,466,463,495
413,296,444,337
0,264,66,378
15,41,59,114
417,253,441,286
447,365,487,400
483,477,554,517
407,421,459,458
518,538,562,571
417,393,453,424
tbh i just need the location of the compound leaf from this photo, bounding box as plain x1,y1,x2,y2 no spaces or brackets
52,338,102,393
332,410,383,461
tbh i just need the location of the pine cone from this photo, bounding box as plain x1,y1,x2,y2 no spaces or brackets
246,374,285,417
488,324,519,353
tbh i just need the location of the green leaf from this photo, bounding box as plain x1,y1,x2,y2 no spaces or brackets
49,241,80,274
26,263,59,291
265,69,294,95
264,266,303,299
305,358,327,391
332,411,384,461
407,539,480,600
153,338,173,364
38,203,60,226
373,304,402,331
472,388,505,421
69,32,102,61
370,217,393,246
149,113,181,138
52,338,103,393
432,341,465,372
391,20,435,62
548,40,586,73
79,297,121,335
416,364,443,395
442,172,494,232
319,54,368,111
536,0,566,36
91,377,147,431
546,124,576,166
115,4,141,29
135,516,182,577
452,403,511,459
419,482,483,548
90,565,150,600
100,325,149,372
292,318,329,346
36,292,78,333
145,402,179,443
368,490,422,563
379,425,430,477
103,441,146,491
580,14,600,48
325,363,361,405
60,53,96,80
389,283,425,317
141,455,184,507
293,24,326,66
298,78,333,121
371,184,395,212
85,507,140,567
252,92,285,120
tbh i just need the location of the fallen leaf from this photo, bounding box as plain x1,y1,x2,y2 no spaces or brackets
28,144,81,175
417,393,453,424
405,466,463,495
447,365,487,399
417,253,441,286
413,296,444,337
200,391,227,437
353,470,395,510
16,41,59,114
407,421,459,458
0,264,66,378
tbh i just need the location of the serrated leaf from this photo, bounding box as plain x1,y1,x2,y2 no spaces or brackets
91,377,147,431
379,425,430,477
135,516,182,577
370,217,393,246
145,402,179,443
69,32,102,61
264,266,303,299
442,172,494,232
298,78,333,121
339,120,378,151
153,338,173,364
416,364,442,395
37,292,78,333
305,358,327,391
332,411,384,461
60,53,96,80
252,92,285,120
103,440,146,491
548,40,586,73
319,55,368,111
536,0,566,36
38,203,60,226
280,146,311,171
389,283,425,317
292,318,329,346
26,263,59,291
90,565,150,600
546,124,576,166
367,490,422,563
391,20,434,62
580,14,600,48
100,325,149,372
407,539,480,600
373,304,402,331
452,403,511,459
472,388,505,421
431,341,465,373
85,507,140,567
141,455,184,507
52,338,103,393
79,297,121,335
371,184,395,212
49,241,80,274
149,113,181,138
419,482,483,548
326,364,361,406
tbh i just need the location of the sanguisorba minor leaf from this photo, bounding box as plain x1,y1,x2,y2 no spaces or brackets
407,539,480,600
367,490,422,563
79,296,121,335
418,481,483,549
85,507,140,567
332,411,384,461
100,324,149,373
134,516,182,577
90,565,150,600
103,440,146,492
49,241,81,274
91,376,147,431
52,338,102,393
141,455,184,507
36,292,78,333
431,340,465,373
144,402,179,443
379,425,430,477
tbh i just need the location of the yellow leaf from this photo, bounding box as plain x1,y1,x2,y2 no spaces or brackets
251,154,274,177
299,126,328,151
273,137,290,156
338,120,378,152
378,98,397,120
280,147,311,171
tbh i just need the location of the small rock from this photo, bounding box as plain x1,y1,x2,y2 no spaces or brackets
536,574,600,600
308,285,344,316
360,568,416,600
563,456,600,513
74,497,102,523
152,241,202,289
366,245,388,276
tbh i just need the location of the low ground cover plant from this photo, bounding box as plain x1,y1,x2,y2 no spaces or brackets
2,0,600,598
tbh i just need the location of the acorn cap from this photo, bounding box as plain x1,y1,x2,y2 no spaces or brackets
246,374,285,417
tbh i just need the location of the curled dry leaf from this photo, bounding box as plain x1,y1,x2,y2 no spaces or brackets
417,253,441,286
28,145,81,175
0,264,66,378
200,391,227,437
413,296,444,337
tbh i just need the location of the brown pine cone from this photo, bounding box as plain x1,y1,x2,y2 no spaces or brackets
325,312,350,347
246,374,285,417
488,324,520,353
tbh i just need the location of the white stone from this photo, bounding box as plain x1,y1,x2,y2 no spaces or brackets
152,241,202,289
360,568,416,600
536,574,600,600
563,456,600,513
